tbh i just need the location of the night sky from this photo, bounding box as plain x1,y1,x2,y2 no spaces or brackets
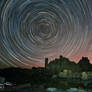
0,0,92,68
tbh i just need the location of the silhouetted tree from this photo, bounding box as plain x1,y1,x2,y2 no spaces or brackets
78,57,90,72
45,58,48,69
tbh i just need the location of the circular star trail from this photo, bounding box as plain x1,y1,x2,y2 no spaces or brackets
0,0,92,68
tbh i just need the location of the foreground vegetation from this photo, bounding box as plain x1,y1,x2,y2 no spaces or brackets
0,56,92,90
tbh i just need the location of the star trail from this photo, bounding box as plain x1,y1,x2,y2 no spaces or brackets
0,0,92,68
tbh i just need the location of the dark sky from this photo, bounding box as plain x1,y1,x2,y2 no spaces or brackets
0,0,92,68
